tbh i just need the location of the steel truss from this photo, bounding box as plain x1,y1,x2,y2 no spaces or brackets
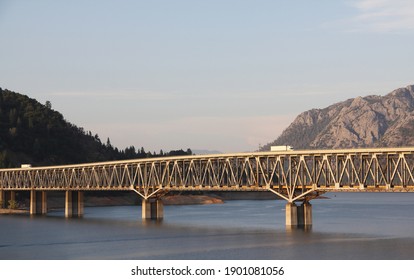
1,147,414,202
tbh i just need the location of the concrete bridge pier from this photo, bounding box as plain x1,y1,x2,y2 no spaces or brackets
65,191,84,218
0,190,5,208
142,198,164,220
285,202,298,226
30,190,48,215
285,201,312,227
0,190,16,208
297,201,312,226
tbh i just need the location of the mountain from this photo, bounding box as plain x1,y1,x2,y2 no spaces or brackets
261,85,414,150
0,88,191,168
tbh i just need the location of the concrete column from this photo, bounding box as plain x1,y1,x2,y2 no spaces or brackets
142,199,151,219
154,199,163,219
65,191,84,218
30,190,37,215
65,191,73,218
298,201,312,226
0,190,5,208
41,191,48,215
142,198,164,220
285,202,298,226
76,191,84,217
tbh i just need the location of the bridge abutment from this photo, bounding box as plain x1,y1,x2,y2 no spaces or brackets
30,190,48,215
65,191,84,218
142,198,163,220
286,201,312,227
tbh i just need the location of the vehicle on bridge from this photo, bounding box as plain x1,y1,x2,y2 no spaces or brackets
270,145,293,151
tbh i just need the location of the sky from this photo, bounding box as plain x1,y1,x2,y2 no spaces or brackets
1,0,413,153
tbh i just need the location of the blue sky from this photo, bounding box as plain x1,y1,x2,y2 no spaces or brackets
1,0,413,153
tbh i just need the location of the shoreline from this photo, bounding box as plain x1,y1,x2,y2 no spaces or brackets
0,209,29,214
162,195,224,205
0,194,225,213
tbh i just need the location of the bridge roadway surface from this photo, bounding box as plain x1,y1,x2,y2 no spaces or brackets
1,147,414,226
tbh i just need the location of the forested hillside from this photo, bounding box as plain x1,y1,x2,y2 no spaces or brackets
0,88,191,168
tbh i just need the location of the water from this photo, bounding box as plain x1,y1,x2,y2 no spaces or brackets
1,193,414,259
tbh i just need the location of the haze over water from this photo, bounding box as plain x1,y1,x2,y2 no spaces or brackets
1,192,414,259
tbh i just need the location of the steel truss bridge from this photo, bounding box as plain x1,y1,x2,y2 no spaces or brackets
1,147,414,226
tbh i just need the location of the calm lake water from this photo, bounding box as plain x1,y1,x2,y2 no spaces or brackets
1,192,414,260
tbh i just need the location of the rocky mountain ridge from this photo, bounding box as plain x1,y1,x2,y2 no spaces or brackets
262,85,414,150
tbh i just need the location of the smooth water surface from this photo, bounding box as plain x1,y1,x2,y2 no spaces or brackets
1,193,414,259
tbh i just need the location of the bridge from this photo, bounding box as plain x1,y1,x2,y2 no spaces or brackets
1,147,414,227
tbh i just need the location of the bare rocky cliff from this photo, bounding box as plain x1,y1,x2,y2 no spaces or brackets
262,85,414,150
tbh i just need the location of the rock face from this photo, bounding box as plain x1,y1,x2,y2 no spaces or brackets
262,85,414,150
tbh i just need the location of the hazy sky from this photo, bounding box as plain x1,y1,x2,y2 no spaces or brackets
1,0,413,153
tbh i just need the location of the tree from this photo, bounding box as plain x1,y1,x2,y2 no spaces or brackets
8,199,18,209
106,137,112,148
45,101,52,109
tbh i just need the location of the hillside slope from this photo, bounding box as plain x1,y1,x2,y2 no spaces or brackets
262,85,414,150
0,88,121,167
0,88,192,168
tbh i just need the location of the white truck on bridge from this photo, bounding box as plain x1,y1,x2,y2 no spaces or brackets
270,145,293,152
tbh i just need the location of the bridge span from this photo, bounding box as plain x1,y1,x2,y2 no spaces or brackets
2,147,414,227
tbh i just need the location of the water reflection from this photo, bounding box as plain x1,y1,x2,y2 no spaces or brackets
286,225,313,233
141,219,164,227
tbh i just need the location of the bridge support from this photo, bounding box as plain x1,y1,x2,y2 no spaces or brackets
30,190,48,215
297,201,312,226
142,198,163,220
65,191,84,218
0,190,16,209
0,190,5,208
285,201,312,227
285,202,298,226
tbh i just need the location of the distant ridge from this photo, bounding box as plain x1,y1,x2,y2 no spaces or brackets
261,85,414,150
